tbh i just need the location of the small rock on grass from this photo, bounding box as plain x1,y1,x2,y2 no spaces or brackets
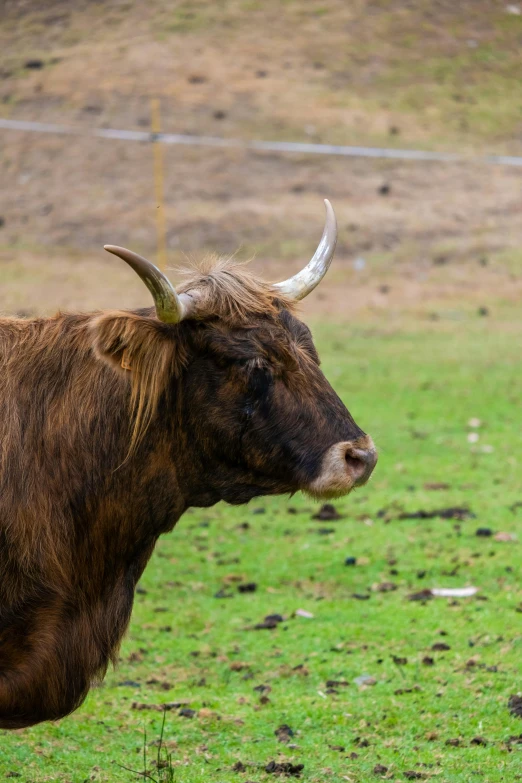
494,531,517,542
354,674,376,686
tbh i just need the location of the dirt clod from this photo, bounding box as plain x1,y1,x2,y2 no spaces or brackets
399,507,474,521
404,772,425,780
508,694,522,718
374,581,397,592
470,736,487,746
238,582,257,593
345,556,357,566
214,589,234,599
253,614,283,629
275,724,294,743
432,642,451,651
132,701,188,712
178,708,196,718
394,685,422,695
265,760,304,776
408,589,433,601
373,764,389,774
230,661,250,672
476,527,493,537
232,761,247,772
445,738,461,747
312,504,342,521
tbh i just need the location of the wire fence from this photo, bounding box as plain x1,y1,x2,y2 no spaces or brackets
2,117,522,167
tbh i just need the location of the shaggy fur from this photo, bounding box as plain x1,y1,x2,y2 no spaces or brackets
0,258,367,729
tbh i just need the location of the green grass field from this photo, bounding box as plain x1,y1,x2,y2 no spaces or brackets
2,312,521,782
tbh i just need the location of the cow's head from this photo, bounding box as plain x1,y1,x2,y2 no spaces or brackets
92,201,377,506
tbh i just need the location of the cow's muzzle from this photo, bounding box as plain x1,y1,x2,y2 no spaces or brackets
307,435,378,499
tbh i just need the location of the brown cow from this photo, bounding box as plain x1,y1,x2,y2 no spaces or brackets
0,201,376,729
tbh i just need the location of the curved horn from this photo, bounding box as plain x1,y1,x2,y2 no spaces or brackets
273,199,337,301
104,245,193,324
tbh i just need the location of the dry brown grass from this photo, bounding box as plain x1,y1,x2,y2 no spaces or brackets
0,0,521,322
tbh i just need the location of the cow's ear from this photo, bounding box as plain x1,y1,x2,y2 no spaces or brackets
89,311,184,377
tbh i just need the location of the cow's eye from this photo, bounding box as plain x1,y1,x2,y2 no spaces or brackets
248,366,272,398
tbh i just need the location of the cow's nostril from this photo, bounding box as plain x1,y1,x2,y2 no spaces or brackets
307,438,377,499
344,446,378,486
345,453,366,474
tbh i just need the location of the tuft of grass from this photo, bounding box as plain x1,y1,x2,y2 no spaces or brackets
116,711,177,783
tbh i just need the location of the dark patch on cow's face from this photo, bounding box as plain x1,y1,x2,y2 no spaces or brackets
178,307,366,505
